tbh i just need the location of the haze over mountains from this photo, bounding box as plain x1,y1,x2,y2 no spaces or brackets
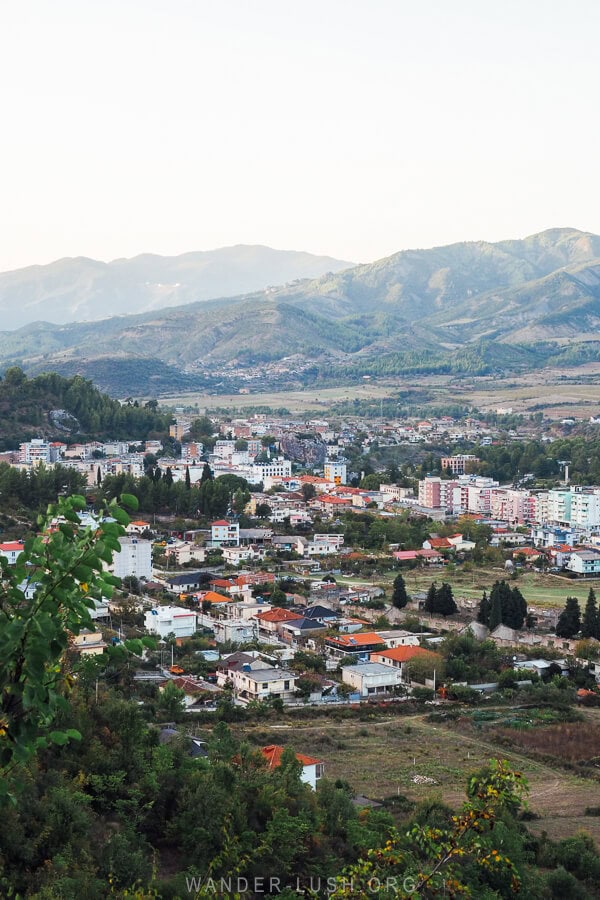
2,228,600,395
0,245,353,329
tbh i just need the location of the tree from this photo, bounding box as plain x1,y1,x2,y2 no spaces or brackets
328,760,529,898
582,587,600,639
556,596,581,638
301,483,316,502
0,492,149,795
488,588,503,631
477,590,490,625
392,573,409,609
424,582,437,614
436,582,457,617
184,466,191,490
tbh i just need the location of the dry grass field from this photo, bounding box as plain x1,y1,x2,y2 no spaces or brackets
157,363,600,419
230,712,600,844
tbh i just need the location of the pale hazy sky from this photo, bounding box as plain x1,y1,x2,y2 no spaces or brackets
1,0,599,271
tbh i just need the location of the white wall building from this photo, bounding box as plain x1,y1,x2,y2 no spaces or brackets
340,662,404,697
113,537,153,581
144,605,197,639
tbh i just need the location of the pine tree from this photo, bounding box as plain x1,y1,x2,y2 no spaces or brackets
556,597,581,639
582,587,600,639
200,463,213,484
477,591,490,626
392,573,409,610
425,582,437,613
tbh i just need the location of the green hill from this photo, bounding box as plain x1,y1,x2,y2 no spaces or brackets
0,368,172,449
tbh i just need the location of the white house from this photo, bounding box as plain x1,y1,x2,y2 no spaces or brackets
113,537,152,581
340,662,404,697
259,744,324,790
0,541,25,565
144,606,197,639
567,549,600,576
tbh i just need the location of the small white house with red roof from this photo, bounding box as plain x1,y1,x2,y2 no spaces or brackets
0,541,25,565
260,744,325,790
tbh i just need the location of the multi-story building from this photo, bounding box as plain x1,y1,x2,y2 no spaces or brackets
323,459,347,485
546,487,600,529
251,457,292,482
418,477,458,510
230,666,297,705
19,439,51,465
113,536,152,581
211,519,240,546
440,454,479,475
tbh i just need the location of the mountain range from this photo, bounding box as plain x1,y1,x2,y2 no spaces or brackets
0,245,353,330
2,227,600,395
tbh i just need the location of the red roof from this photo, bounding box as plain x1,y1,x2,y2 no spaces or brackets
256,607,303,623
260,744,322,768
326,632,385,648
202,590,232,604
0,541,24,552
426,538,452,549
212,519,231,527
371,646,438,664
319,495,351,504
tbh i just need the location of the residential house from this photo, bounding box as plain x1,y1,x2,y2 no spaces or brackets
230,666,297,705
144,606,197,639
0,541,25,565
340,662,404,696
165,572,207,594
165,542,207,566
324,632,387,661
71,629,106,656
370,646,440,682
259,745,325,790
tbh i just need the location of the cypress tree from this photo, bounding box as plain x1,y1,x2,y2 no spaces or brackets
392,573,409,610
582,587,600,639
185,466,191,490
424,582,437,613
477,591,490,626
437,582,457,617
556,597,581,639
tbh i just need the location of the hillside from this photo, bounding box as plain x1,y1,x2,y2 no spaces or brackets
0,369,172,449
2,228,600,394
0,245,353,329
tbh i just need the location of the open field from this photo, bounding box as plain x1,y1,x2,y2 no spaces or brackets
232,712,600,844
390,566,600,610
157,382,395,414
156,362,600,419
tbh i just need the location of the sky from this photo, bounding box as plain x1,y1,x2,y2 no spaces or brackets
1,0,600,271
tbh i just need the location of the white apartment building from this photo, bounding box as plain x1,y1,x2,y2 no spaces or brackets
251,457,292,483
547,488,600,528
211,520,240,546
113,536,153,581
323,459,347,485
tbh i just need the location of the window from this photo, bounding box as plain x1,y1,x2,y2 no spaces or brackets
262,683,268,689
284,680,290,690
